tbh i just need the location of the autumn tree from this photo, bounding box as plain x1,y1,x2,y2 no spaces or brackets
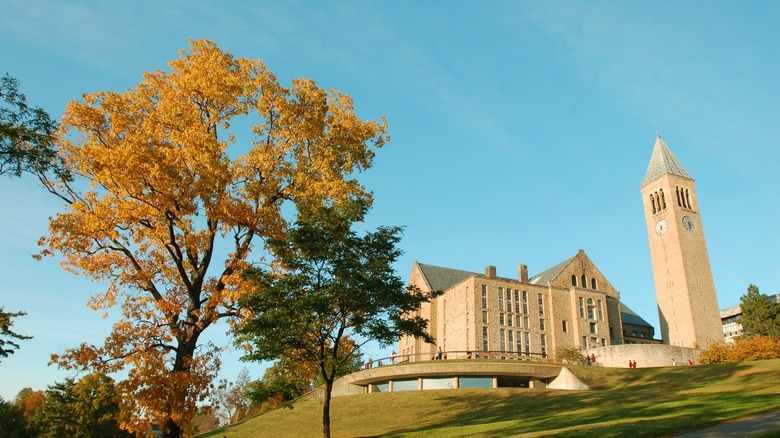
738,285,780,338
0,308,32,362
237,200,437,438
40,39,387,438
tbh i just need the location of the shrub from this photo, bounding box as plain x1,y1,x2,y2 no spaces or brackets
698,336,780,364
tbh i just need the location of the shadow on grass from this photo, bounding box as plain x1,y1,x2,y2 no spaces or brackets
377,361,780,437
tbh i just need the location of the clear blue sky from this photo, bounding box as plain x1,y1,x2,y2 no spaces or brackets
1,1,778,401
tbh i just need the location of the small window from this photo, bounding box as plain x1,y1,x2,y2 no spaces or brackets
539,319,545,331
590,322,597,334
562,320,568,332
587,298,595,320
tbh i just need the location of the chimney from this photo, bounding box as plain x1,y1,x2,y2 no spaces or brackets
518,264,529,283
485,265,496,278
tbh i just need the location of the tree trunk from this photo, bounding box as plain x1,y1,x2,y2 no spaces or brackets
163,329,200,438
322,378,334,438
165,418,182,438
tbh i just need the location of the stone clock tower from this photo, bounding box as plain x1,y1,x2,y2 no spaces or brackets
641,134,722,348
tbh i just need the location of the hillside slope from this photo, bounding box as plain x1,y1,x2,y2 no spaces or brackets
200,359,780,437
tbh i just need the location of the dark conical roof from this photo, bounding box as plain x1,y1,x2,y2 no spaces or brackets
642,134,692,186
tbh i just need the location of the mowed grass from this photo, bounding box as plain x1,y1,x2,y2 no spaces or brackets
200,359,780,438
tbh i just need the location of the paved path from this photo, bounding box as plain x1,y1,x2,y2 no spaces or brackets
678,410,780,437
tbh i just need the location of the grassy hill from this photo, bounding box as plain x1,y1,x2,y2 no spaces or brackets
200,359,780,437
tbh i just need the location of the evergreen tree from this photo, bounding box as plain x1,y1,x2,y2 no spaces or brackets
738,285,780,339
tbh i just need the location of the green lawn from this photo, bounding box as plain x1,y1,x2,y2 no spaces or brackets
200,359,780,437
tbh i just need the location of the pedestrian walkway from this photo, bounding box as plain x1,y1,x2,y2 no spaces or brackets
678,410,780,437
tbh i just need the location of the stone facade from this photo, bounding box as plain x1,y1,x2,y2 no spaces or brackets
398,250,651,362
641,135,723,348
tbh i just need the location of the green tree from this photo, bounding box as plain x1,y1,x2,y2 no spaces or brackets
0,397,32,438
0,74,67,183
738,285,780,338
245,359,317,412
31,373,131,438
237,200,438,438
0,308,32,362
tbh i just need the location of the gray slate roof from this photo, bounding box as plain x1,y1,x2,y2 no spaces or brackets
528,255,575,286
417,263,476,292
642,134,693,186
620,302,653,328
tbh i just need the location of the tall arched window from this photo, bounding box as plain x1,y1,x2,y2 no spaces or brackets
660,189,666,209
676,187,682,206
591,278,597,290
587,298,595,320
685,189,692,210
571,275,577,287
650,194,656,214
581,275,586,288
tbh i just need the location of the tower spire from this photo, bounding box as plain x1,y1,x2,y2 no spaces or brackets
642,134,692,186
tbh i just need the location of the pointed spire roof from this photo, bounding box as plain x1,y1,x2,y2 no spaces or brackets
642,134,693,186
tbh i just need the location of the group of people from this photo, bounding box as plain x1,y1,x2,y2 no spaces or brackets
432,346,447,360
628,360,637,368
586,354,597,365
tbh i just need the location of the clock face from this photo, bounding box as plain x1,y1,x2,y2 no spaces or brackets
655,219,668,235
682,216,695,231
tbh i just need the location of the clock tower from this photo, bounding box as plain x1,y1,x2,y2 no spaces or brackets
641,134,722,348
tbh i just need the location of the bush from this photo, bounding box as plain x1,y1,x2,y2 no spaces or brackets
555,346,589,366
698,336,780,364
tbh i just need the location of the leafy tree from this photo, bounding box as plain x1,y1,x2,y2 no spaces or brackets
189,406,220,435
237,200,438,438
0,308,32,362
32,373,131,438
738,285,780,338
40,39,387,438
0,74,63,180
0,397,32,438
211,368,252,425
245,359,318,412
13,388,45,424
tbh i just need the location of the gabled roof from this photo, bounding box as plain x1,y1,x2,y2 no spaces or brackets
416,263,476,292
620,302,653,328
642,134,693,186
528,255,575,286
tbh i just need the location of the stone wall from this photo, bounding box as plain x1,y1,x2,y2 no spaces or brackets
586,344,698,368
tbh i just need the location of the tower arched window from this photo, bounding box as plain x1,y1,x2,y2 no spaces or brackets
650,194,656,214
587,298,595,320
676,187,682,207
660,189,666,209
571,275,577,287
685,189,692,210
581,275,586,288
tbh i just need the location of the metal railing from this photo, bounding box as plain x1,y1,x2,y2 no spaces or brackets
363,349,551,369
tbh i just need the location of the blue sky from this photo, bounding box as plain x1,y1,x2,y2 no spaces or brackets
1,1,778,400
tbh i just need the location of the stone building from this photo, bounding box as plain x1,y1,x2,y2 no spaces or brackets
397,250,656,362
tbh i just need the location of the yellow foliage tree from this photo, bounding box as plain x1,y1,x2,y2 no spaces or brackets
39,39,387,438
